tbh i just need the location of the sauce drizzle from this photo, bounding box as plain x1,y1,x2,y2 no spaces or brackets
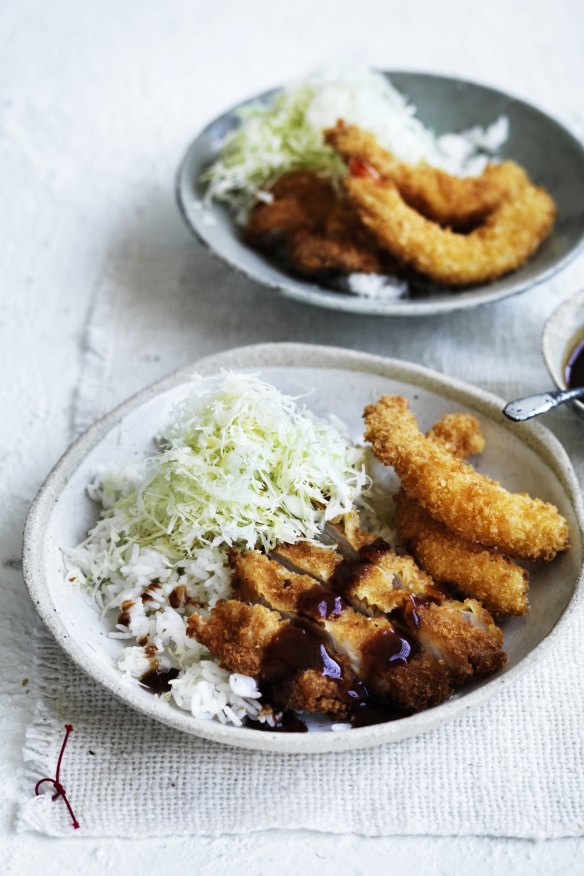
140,667,180,694
565,337,584,389
297,585,343,620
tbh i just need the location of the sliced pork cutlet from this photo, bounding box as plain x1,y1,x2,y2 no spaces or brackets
229,549,452,711
276,520,506,684
188,600,364,718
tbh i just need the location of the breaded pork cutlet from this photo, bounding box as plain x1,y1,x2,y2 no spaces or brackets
287,228,384,275
188,600,363,718
245,169,387,276
277,517,505,684
245,171,337,245
364,395,569,561
230,548,452,711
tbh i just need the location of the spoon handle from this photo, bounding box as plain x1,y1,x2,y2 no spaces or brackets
503,386,584,421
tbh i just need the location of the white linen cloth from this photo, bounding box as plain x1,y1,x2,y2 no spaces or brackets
19,242,584,838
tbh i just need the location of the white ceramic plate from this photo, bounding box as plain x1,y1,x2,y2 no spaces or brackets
177,72,584,318
24,344,584,753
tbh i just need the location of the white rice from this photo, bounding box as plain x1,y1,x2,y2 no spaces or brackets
206,64,509,214
345,273,408,300
66,533,265,726
205,65,510,300
64,373,369,729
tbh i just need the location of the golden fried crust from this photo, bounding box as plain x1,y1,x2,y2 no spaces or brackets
287,229,384,275
275,539,414,614
426,412,486,458
276,535,505,683
285,671,354,717
328,509,379,551
349,550,436,608
345,176,556,286
364,395,569,561
274,541,343,582
416,599,505,684
325,121,530,230
395,162,530,231
245,169,385,277
231,548,326,615
188,601,357,718
329,610,452,708
395,491,529,616
188,600,282,677
231,549,452,710
246,171,337,244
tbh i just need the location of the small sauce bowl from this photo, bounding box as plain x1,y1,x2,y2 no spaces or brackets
543,289,584,420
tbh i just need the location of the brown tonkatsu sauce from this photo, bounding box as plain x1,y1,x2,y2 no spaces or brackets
258,621,367,717
244,711,309,733
246,616,416,732
297,584,343,620
262,623,342,680
362,628,411,672
141,581,161,602
393,591,444,634
117,599,134,627
140,667,179,694
330,539,387,597
350,701,407,728
565,337,584,389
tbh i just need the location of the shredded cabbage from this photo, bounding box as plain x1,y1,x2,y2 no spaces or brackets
203,83,345,217
74,373,369,588
204,65,508,217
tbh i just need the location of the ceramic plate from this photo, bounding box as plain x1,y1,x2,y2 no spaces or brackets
176,72,584,318
24,344,584,753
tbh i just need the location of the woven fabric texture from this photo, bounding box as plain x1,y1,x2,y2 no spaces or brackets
19,243,584,838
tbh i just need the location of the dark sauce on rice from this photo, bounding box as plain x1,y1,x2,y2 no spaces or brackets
140,667,180,694
244,711,309,733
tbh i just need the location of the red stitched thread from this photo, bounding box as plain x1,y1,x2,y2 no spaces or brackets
34,723,80,829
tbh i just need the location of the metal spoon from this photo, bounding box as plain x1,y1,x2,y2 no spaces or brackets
503,386,584,421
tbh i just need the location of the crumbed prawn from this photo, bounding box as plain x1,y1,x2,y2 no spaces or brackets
395,491,529,616
344,174,556,286
426,412,486,458
393,410,529,616
325,121,530,230
363,395,569,561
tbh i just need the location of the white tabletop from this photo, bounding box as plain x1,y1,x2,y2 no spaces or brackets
2,0,583,872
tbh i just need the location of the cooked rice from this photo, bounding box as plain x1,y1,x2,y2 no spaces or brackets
64,373,370,728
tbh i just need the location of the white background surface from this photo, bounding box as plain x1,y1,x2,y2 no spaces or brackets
2,0,584,872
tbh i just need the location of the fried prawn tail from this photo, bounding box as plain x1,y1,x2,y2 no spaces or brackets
363,394,569,561
345,176,556,286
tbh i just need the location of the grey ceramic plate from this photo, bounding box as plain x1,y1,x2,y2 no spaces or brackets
176,71,584,317
24,343,584,753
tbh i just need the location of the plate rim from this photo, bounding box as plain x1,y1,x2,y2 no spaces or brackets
23,342,584,754
176,70,584,318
